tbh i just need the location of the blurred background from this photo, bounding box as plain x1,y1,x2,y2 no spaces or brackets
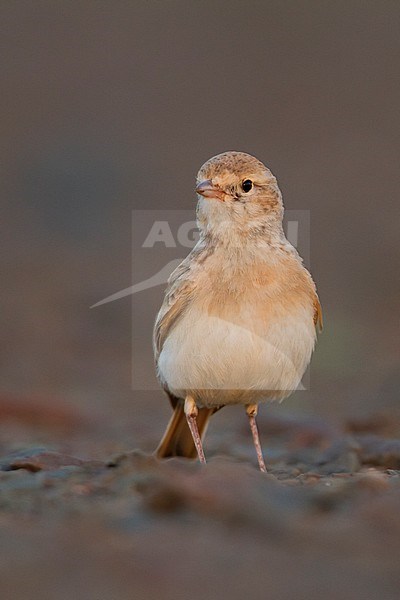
1,2,400,598
2,1,399,429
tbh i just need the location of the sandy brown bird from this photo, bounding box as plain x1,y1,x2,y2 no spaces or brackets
154,151,322,471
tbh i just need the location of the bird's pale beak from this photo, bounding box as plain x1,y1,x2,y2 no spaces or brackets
195,179,225,202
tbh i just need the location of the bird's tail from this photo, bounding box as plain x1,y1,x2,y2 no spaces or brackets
156,402,214,459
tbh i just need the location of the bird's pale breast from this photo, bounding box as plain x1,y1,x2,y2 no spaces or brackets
157,249,316,407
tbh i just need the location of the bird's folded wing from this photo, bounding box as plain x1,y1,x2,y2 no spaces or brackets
153,257,197,361
313,295,323,332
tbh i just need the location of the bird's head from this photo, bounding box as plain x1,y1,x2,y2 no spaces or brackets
195,151,283,241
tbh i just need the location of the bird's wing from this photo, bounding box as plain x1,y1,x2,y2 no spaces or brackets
313,294,323,332
153,255,197,362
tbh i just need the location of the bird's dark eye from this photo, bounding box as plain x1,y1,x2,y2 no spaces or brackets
241,179,253,193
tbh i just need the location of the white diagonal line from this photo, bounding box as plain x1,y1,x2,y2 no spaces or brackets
90,258,183,308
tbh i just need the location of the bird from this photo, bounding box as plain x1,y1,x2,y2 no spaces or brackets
153,151,322,471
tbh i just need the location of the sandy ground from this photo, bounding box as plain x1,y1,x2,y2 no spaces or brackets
1,400,399,600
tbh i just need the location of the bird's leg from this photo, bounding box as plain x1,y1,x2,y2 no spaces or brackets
246,404,267,472
184,396,206,465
